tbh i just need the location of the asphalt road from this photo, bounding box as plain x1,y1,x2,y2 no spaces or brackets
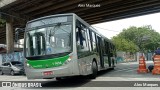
0,61,160,90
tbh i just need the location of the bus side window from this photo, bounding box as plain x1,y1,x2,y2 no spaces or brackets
92,32,97,52
86,29,92,52
89,30,93,51
95,34,99,52
101,38,105,54
76,27,84,47
76,22,89,52
109,43,113,57
104,40,108,55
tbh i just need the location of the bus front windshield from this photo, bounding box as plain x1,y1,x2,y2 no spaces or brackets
25,23,72,57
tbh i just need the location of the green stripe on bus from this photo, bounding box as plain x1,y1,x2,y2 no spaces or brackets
27,55,69,69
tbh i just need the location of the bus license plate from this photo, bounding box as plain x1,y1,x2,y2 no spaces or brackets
43,71,53,76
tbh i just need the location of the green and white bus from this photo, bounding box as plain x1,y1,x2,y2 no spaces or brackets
24,13,116,79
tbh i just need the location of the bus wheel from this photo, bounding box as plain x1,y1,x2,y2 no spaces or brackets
90,61,98,79
111,67,115,70
56,77,62,81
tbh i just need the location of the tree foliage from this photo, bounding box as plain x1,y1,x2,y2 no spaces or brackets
112,37,138,53
112,25,160,52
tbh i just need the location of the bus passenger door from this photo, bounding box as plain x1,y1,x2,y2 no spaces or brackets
97,36,104,68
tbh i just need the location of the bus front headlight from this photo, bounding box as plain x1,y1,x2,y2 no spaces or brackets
25,61,33,68
26,63,30,67
64,55,72,65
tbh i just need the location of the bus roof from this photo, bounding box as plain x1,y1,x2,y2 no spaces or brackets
26,13,113,44
74,14,113,44
27,13,75,24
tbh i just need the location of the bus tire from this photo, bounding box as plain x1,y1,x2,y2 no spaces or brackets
111,67,114,70
90,61,98,79
56,77,62,81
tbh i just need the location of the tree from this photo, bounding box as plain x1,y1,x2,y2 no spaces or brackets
112,25,160,52
112,37,138,53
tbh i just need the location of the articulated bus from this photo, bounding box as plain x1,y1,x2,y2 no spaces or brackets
24,13,116,79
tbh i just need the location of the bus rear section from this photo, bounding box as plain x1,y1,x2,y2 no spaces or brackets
24,14,80,79
74,16,116,78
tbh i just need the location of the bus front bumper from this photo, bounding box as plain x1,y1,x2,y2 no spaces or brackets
25,65,77,79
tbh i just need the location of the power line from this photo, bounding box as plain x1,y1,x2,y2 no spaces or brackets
93,26,120,32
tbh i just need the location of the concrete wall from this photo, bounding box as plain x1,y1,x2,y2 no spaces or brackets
116,51,136,62
0,54,2,65
116,51,153,63
0,52,24,65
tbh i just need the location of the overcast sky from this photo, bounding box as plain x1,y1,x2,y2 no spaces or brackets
92,12,160,39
